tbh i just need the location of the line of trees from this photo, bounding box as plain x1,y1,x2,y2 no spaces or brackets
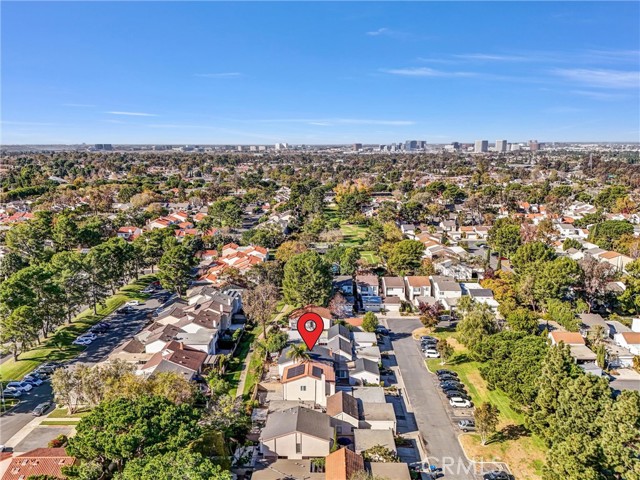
0,221,182,360
455,309,640,479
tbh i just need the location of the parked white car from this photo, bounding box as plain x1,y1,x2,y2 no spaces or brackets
125,300,141,307
23,375,43,386
424,349,440,358
79,332,97,340
73,337,93,346
6,381,33,392
450,397,472,408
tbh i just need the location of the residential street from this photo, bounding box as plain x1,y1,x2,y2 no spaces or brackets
0,291,167,445
385,317,478,480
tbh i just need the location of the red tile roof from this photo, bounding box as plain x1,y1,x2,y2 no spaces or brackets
2,448,76,480
325,448,364,480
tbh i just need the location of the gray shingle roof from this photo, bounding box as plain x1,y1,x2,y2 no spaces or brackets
328,324,351,340
260,406,333,442
353,358,379,375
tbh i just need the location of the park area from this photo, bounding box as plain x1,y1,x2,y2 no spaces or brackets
421,328,547,480
0,275,157,381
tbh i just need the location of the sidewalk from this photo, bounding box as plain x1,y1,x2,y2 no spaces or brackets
234,304,292,399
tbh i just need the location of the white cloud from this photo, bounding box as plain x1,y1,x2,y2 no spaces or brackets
453,53,531,62
106,111,158,117
366,27,390,36
365,27,413,40
552,68,640,88
256,118,415,126
570,90,631,100
381,67,476,78
194,72,242,78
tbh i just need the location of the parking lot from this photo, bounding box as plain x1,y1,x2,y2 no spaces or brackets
0,287,169,446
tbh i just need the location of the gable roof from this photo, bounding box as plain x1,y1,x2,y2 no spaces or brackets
281,361,336,384
353,358,379,375
289,305,332,320
549,331,586,345
356,275,379,287
142,341,207,374
328,324,350,340
2,448,76,480
382,276,405,288
405,276,431,287
620,332,640,345
325,448,365,480
260,406,333,442
326,391,359,418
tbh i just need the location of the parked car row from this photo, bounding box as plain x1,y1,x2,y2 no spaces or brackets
1,362,63,398
435,369,472,408
420,335,441,358
72,320,112,346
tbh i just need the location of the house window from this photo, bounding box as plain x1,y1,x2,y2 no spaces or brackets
336,425,342,434
300,386,307,391
296,443,302,454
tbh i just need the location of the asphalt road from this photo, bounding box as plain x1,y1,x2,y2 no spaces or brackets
0,290,168,444
386,317,478,480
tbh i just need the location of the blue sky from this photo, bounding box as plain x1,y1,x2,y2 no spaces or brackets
2,1,639,144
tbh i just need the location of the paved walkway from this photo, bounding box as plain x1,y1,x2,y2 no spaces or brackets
235,305,292,399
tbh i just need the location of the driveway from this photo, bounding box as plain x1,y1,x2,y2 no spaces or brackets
0,289,167,445
386,316,478,480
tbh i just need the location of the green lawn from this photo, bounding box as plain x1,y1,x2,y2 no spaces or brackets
40,420,80,426
360,250,380,265
0,275,157,381
340,223,368,247
224,327,258,397
47,408,92,418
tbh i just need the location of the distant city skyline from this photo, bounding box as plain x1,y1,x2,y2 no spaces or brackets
2,2,639,144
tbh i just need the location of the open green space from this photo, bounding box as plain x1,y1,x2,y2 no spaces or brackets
223,327,258,398
424,330,547,478
40,420,80,426
340,223,368,247
0,275,157,381
48,408,92,418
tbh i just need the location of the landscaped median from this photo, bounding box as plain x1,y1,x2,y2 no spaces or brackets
420,328,546,480
0,274,157,381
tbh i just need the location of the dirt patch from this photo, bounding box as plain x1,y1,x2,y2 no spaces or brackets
446,336,465,352
460,433,545,480
412,327,431,338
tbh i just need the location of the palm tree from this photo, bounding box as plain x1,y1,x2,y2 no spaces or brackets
287,343,310,363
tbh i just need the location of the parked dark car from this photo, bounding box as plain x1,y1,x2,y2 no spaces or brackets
445,390,471,400
437,374,458,382
440,381,465,389
375,326,389,335
436,369,458,377
32,401,52,416
483,471,513,480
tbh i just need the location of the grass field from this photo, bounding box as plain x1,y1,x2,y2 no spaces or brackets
40,420,80,426
47,408,92,418
0,275,157,381
340,223,368,247
424,329,546,479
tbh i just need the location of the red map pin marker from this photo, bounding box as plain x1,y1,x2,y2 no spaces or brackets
297,312,323,350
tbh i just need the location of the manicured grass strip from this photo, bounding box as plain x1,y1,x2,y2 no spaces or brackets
0,275,157,381
40,420,80,426
47,408,92,418
224,327,258,398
